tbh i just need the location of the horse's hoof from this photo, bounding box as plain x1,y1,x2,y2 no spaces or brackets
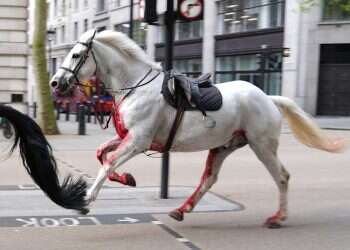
79,208,90,215
124,173,136,187
169,210,184,221
265,221,282,229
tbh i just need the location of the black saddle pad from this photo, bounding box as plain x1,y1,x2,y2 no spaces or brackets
162,74,223,112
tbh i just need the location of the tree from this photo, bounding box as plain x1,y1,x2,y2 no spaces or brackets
299,0,350,13
32,0,59,134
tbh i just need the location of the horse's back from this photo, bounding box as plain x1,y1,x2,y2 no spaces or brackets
218,80,282,141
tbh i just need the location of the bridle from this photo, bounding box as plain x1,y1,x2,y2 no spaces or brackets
59,31,98,88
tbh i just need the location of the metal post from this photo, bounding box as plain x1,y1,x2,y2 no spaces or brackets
129,0,134,39
56,102,61,120
76,102,80,122
33,102,37,118
78,104,86,135
161,0,175,199
65,102,70,121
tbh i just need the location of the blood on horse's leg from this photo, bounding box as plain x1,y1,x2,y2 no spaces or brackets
169,148,227,221
96,137,136,187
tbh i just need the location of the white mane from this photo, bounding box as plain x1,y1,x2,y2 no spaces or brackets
95,30,161,70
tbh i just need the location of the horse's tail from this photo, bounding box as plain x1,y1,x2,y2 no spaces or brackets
269,96,346,153
0,105,88,212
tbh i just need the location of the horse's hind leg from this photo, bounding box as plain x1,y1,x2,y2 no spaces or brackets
96,136,136,187
169,136,247,221
249,139,290,229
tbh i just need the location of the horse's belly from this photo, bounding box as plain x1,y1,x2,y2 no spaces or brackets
170,92,241,152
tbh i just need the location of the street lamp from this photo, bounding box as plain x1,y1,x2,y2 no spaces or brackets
47,29,56,77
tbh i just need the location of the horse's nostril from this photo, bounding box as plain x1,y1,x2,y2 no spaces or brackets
51,81,58,88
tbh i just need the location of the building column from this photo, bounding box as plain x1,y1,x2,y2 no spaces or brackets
282,0,302,105
202,0,216,75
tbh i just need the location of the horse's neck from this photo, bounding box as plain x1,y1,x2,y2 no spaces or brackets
93,41,153,91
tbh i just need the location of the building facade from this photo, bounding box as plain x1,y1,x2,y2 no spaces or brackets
0,0,28,112
44,0,350,116
283,0,350,115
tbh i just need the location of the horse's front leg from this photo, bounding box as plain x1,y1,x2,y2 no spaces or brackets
96,136,136,187
87,134,147,203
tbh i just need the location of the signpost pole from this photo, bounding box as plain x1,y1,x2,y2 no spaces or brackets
160,0,175,199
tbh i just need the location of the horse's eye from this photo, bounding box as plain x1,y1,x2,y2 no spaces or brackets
72,53,80,59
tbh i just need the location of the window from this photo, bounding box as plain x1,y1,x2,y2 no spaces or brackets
174,58,202,77
111,0,122,9
323,0,350,21
61,0,66,16
84,19,88,32
215,53,282,95
217,0,285,35
74,0,79,11
74,22,79,41
157,19,203,42
54,0,58,16
114,21,147,46
84,0,88,9
176,20,203,40
11,94,23,103
61,25,65,43
97,0,106,12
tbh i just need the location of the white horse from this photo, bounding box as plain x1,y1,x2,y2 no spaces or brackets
50,30,345,228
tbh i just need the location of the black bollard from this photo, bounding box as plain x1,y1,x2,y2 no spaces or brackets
56,102,61,120
33,102,37,118
76,102,80,122
87,102,91,123
65,102,70,121
78,104,86,135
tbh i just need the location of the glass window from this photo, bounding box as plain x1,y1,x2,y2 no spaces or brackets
114,21,147,46
215,53,282,95
61,25,65,43
217,0,285,35
323,0,350,21
74,0,79,11
174,58,202,77
74,22,79,41
54,0,58,16
97,0,106,12
111,0,122,9
61,0,66,16
175,20,203,41
84,19,88,32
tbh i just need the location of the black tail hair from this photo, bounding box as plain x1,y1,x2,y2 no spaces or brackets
0,105,88,212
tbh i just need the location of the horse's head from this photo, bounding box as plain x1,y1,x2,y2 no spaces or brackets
50,29,98,95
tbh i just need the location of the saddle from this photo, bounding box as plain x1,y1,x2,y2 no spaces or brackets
161,71,223,152
162,71,223,116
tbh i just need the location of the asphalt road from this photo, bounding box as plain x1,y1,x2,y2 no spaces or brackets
0,122,349,250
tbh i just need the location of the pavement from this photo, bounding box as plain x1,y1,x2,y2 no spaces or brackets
0,115,349,250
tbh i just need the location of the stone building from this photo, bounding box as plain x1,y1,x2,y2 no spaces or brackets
0,0,28,112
